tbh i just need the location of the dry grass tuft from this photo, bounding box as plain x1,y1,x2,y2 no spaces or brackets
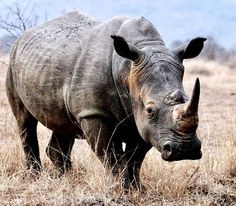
0,57,236,205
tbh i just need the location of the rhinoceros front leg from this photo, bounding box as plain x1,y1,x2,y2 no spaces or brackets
80,118,124,174
46,132,75,173
124,141,151,191
80,117,152,191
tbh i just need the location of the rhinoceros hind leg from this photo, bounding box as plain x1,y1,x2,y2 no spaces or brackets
6,72,41,171
11,104,41,171
46,132,75,173
17,112,41,172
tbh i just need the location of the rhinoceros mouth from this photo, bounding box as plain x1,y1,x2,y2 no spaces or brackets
160,138,202,161
161,149,202,161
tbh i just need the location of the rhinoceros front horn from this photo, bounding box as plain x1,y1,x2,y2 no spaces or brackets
185,77,200,115
173,78,200,135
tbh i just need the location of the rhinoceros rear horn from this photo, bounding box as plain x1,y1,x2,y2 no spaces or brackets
111,35,144,64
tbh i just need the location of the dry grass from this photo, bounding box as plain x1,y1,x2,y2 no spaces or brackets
0,56,236,205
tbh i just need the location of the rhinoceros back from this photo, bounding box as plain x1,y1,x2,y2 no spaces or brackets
12,11,98,75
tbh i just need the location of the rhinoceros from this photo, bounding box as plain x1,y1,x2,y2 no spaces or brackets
6,11,206,190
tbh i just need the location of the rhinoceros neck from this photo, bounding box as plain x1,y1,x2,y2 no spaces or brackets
112,56,133,119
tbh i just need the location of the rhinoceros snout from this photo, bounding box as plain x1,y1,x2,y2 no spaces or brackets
161,140,202,161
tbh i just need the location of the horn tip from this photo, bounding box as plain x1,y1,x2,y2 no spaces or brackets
196,77,200,88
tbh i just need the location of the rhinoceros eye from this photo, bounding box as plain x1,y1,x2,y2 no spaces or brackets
145,104,155,119
146,107,153,114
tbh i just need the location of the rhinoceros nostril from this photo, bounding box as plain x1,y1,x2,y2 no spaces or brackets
163,142,172,153
161,142,173,160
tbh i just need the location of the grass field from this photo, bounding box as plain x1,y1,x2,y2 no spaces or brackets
0,56,235,205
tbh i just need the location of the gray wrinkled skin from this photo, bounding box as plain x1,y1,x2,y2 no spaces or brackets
6,11,206,190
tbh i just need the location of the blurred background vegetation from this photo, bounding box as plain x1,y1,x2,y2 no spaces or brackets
0,0,235,68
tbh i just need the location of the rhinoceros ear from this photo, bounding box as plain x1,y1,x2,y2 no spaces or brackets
111,35,144,63
173,37,207,61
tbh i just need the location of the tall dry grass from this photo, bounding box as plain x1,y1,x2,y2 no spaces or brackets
0,56,236,205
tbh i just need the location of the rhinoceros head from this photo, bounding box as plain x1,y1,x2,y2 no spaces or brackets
112,35,206,161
